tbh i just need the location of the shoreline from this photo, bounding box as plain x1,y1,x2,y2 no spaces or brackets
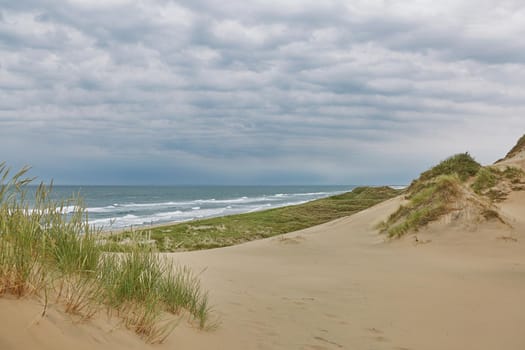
96,185,407,235
77,185,355,232
98,186,401,251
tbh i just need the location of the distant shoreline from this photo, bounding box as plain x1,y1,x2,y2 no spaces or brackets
96,185,406,234
99,186,401,252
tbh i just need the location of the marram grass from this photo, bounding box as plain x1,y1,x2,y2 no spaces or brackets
0,162,212,343
379,152,525,237
379,174,462,237
379,153,477,237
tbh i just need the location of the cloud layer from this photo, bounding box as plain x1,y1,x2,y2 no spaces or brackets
1,0,525,184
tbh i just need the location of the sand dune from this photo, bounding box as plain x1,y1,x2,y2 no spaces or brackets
3,140,525,349
2,190,524,350
169,195,525,350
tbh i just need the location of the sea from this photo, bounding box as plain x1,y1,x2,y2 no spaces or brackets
42,185,355,230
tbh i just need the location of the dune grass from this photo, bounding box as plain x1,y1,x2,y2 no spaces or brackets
471,167,498,195
380,153,480,237
410,153,481,190
105,186,401,252
471,165,525,201
379,174,462,238
0,163,212,343
379,152,525,238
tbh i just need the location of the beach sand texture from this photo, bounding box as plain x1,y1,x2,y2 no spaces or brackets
1,150,525,349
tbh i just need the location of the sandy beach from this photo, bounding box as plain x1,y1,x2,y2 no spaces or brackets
2,185,524,349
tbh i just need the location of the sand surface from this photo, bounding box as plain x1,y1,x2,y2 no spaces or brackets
1,194,525,349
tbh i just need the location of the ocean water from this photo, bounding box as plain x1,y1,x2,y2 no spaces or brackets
42,185,354,230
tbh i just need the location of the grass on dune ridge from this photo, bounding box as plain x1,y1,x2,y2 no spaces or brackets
379,152,525,237
105,186,401,252
0,162,212,343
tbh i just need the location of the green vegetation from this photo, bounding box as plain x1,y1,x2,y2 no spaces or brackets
379,175,462,238
381,153,480,237
380,151,525,238
0,163,211,343
413,152,481,185
107,186,401,252
471,167,498,194
471,165,525,201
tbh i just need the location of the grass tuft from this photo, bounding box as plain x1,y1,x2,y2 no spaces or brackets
409,153,480,193
380,175,462,237
471,167,498,194
380,151,524,238
471,166,524,201
0,162,212,343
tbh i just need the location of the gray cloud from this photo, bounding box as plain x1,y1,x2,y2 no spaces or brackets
1,0,525,184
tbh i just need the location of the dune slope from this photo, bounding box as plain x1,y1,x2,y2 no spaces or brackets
168,194,525,350
1,192,525,350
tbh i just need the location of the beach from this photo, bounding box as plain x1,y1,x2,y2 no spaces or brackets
2,190,524,349
43,185,353,230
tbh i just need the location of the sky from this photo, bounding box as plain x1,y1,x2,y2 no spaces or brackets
1,0,525,185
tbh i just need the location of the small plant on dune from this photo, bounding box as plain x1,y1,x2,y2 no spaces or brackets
471,167,498,195
381,174,462,238
409,153,481,193
0,162,213,343
58,274,101,319
0,164,45,296
381,153,481,238
161,265,213,328
381,151,523,238
502,166,525,183
471,165,525,201
99,249,212,333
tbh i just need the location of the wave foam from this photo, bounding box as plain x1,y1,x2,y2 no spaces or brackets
85,189,349,230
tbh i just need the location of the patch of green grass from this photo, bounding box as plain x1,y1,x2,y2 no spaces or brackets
381,153,485,238
380,175,462,238
0,162,211,343
471,165,524,201
107,186,401,252
380,153,524,238
471,167,498,194
502,166,525,182
410,153,481,192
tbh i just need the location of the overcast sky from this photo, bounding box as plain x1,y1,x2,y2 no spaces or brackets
1,0,525,185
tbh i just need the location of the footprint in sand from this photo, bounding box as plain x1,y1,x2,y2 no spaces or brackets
313,335,344,349
275,236,306,244
366,327,383,334
366,327,389,343
282,296,316,307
